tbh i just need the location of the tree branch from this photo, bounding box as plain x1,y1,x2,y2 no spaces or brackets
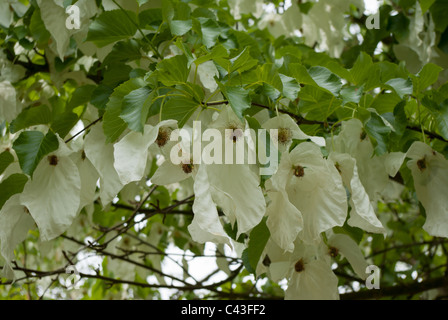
340,276,448,300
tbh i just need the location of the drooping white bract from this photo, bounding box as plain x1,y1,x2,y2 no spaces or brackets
206,106,266,236
0,194,36,278
268,142,347,246
0,80,19,123
262,114,325,153
20,138,81,242
255,239,292,282
113,120,178,185
228,0,264,20
257,4,302,39
150,126,195,186
196,61,219,93
407,141,448,237
70,148,99,211
285,240,339,300
265,168,303,252
84,124,123,207
206,163,266,237
188,164,232,247
329,152,385,234
327,232,368,280
331,119,390,203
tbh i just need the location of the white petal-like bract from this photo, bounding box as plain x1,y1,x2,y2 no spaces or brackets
407,141,448,237
20,148,81,242
188,165,231,247
0,195,36,278
84,124,123,207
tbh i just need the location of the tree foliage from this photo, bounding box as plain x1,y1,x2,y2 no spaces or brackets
1,0,448,300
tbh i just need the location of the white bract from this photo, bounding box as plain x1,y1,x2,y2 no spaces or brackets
331,119,390,203
0,195,36,278
20,139,81,242
407,141,448,237
262,114,325,153
188,164,231,247
113,120,177,185
285,241,339,300
329,152,385,234
0,81,19,123
84,124,123,207
267,142,347,247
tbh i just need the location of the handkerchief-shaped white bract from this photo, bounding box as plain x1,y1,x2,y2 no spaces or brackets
187,165,231,247
196,61,219,93
70,149,99,211
228,0,264,20
255,239,292,281
327,233,368,280
84,124,123,207
329,152,385,235
407,141,448,238
331,119,390,202
206,163,266,237
113,120,177,185
269,142,347,245
265,167,303,252
0,81,20,123
262,114,325,153
285,241,339,300
0,194,36,278
20,139,81,242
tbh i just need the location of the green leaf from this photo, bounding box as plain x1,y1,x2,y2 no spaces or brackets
161,96,199,127
0,173,28,210
393,100,408,136
86,10,138,48
138,8,163,29
162,0,175,22
257,64,283,91
419,0,435,13
103,78,145,143
364,112,392,155
29,8,50,44
423,97,448,140
430,0,448,32
0,150,14,175
103,39,142,66
196,18,221,48
416,63,443,91
51,111,80,139
12,131,59,176
10,105,52,133
230,47,258,74
121,86,153,132
90,85,114,110
156,54,189,86
350,52,373,86
340,86,363,105
241,248,255,274
308,66,342,96
194,44,228,65
279,74,301,101
370,92,403,114
388,12,410,41
170,20,193,36
243,218,270,274
385,78,413,99
219,85,251,120
102,62,132,87
67,85,96,110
